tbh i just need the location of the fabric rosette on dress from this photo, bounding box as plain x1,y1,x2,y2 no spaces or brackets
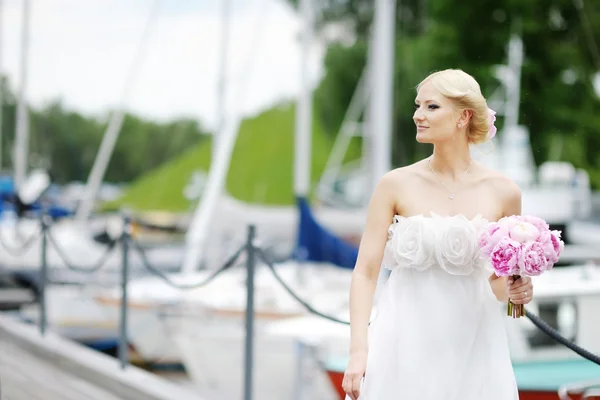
383,212,489,275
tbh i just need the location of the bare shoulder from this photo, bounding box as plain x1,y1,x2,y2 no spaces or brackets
380,160,425,187
371,162,419,197
476,163,522,215
370,160,429,212
481,167,521,197
354,162,425,275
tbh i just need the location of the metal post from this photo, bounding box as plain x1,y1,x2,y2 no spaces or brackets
243,224,256,400
294,340,306,400
118,215,130,369
39,214,48,336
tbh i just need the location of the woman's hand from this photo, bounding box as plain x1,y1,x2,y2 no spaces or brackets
342,350,368,400
507,275,533,304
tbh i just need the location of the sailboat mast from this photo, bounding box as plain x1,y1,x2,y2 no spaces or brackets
294,0,314,199
213,0,231,161
0,0,4,171
76,1,159,221
181,0,268,274
504,35,523,134
368,0,396,192
368,0,396,293
14,0,30,188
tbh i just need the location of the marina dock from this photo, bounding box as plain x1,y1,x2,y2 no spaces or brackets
0,313,203,400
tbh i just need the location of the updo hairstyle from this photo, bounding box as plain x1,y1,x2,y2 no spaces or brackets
417,69,492,144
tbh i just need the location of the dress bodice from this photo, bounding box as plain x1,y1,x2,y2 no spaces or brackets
382,212,491,275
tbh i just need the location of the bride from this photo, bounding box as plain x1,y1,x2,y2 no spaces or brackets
342,69,534,400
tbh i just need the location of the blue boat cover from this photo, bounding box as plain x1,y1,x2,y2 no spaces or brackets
293,196,358,269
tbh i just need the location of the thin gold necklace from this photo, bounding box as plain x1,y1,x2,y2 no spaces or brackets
427,157,473,200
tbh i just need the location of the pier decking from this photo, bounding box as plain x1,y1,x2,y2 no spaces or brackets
0,313,203,400
0,337,124,400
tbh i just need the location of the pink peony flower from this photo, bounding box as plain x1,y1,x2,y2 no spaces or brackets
497,216,518,230
538,230,559,264
508,221,540,243
479,230,494,257
490,223,510,243
488,108,497,139
488,224,501,236
479,214,562,278
518,215,550,233
519,241,549,276
490,237,521,276
480,223,508,257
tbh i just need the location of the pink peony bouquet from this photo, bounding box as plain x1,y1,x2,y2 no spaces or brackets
479,214,564,318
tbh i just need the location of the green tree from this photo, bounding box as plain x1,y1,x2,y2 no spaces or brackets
0,80,208,183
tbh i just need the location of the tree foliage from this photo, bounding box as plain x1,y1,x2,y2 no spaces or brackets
0,78,206,183
293,0,600,186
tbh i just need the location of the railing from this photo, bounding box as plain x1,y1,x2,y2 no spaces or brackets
1,212,599,400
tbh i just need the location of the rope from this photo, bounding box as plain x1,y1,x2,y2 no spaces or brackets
128,236,246,290
526,310,600,365
46,230,117,273
257,248,352,325
0,227,41,256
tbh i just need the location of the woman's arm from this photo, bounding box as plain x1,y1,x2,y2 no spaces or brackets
349,173,396,355
343,172,398,400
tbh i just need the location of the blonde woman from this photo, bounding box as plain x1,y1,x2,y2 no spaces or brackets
342,69,533,400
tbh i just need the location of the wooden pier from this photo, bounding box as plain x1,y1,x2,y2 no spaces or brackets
0,313,204,400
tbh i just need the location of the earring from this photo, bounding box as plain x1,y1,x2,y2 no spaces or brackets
458,123,462,128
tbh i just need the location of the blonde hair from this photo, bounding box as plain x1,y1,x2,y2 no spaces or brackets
417,69,491,144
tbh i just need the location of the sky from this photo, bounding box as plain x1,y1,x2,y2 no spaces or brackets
1,0,326,130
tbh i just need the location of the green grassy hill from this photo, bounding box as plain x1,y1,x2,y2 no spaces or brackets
103,103,361,212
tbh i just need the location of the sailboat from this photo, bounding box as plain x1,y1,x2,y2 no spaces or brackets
7,1,193,352
82,0,361,372
163,1,395,399
0,0,127,313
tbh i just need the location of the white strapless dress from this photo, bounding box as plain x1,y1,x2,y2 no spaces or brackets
354,213,519,399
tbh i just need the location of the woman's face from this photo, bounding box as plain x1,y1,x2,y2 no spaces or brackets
413,81,460,144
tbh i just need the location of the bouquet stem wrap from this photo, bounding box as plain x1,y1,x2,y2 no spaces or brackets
507,275,525,318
